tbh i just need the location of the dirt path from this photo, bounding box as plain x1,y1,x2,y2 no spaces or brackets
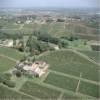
76,73,82,93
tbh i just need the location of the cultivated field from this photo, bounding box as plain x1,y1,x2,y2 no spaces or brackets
0,85,33,100
79,81,99,98
79,50,100,63
0,47,24,60
20,81,61,100
0,56,15,72
1,21,99,40
38,50,100,98
38,50,99,82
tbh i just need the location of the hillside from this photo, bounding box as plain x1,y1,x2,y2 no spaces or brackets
0,50,99,99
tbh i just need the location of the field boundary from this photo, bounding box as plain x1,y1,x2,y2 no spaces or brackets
76,72,82,93
49,70,100,85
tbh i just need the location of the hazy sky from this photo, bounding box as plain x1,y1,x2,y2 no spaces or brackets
0,0,99,8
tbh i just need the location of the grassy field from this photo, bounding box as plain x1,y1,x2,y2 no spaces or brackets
38,50,99,82
79,81,99,98
0,56,15,72
0,47,24,60
20,81,61,99
0,85,33,100
44,72,78,92
79,50,100,63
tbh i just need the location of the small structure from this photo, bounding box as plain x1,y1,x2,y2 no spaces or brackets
90,41,100,51
25,20,32,24
0,39,13,47
16,60,49,78
49,43,60,50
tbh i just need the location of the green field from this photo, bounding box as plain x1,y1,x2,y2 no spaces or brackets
38,50,99,82
44,72,78,92
79,81,99,98
0,56,15,72
79,50,100,63
0,47,24,60
20,81,61,99
0,85,33,100
1,21,99,40
62,93,84,100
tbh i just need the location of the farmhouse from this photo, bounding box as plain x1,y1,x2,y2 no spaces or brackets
16,60,49,77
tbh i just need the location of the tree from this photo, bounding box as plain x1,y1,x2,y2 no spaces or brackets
59,39,69,48
15,70,22,77
17,40,24,52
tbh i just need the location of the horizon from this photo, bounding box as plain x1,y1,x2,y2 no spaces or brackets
0,0,99,9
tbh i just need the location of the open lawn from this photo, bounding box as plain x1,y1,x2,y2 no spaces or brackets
20,81,61,100
0,56,15,72
0,47,24,60
38,50,99,82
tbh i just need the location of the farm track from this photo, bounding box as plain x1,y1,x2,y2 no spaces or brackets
76,73,82,92
0,54,17,62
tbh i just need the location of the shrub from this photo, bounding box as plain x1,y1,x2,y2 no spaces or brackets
3,73,12,80
3,80,15,88
0,73,15,88
15,70,22,77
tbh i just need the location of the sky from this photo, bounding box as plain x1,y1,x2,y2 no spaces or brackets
0,0,99,8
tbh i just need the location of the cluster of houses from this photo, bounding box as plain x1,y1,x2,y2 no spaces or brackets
15,60,49,78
